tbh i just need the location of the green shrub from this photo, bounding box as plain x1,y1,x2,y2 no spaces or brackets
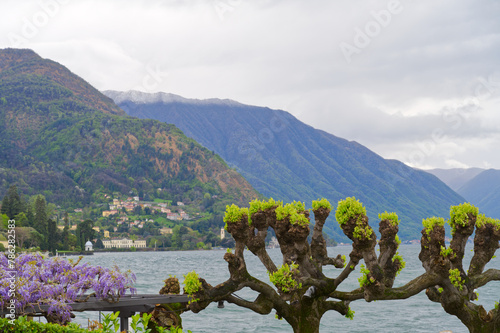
0,316,91,333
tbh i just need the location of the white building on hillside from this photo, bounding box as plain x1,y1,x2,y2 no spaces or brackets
102,238,147,249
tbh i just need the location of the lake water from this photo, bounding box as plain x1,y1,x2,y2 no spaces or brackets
71,244,499,333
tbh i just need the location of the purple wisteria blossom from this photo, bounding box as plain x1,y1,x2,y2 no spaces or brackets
0,253,136,324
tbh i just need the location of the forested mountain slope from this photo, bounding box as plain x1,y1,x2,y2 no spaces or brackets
105,90,465,240
0,49,259,212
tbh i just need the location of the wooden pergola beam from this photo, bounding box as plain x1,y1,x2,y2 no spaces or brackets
1,294,191,332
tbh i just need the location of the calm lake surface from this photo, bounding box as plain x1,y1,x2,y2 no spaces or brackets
72,244,499,333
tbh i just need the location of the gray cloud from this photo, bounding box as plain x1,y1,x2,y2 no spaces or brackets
1,0,499,169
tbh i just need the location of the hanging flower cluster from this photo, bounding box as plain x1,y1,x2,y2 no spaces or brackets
0,253,136,324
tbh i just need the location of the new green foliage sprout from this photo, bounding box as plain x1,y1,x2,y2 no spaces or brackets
476,214,500,230
449,268,464,291
268,263,302,293
392,253,406,276
422,217,445,235
378,211,399,226
449,203,478,234
248,198,283,224
291,200,306,213
358,264,374,287
345,307,355,320
183,271,202,304
353,225,373,240
440,246,454,259
275,202,309,226
223,204,248,228
395,235,401,246
312,198,332,211
335,197,366,226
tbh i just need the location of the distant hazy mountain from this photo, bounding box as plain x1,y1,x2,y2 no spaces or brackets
0,49,259,211
456,169,500,218
425,168,485,191
105,90,465,240
457,169,500,218
426,168,500,218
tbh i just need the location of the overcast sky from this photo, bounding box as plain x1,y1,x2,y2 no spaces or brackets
2,0,500,170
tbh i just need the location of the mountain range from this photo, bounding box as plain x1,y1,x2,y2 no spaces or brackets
0,48,259,213
104,90,466,240
2,48,486,242
427,168,500,219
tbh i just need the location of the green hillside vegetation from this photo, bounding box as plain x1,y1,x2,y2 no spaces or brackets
0,185,235,252
0,49,259,216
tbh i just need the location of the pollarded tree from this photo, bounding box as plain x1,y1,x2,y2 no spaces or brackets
417,204,500,332
335,203,500,333
180,198,408,332
177,198,500,333
333,202,500,333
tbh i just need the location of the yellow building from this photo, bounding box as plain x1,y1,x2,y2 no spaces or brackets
102,210,118,217
102,238,147,249
160,227,173,235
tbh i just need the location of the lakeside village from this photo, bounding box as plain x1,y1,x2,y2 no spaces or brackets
0,186,282,254
1,185,449,255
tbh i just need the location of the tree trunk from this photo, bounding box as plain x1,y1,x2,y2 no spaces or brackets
292,316,321,333
288,300,322,333
467,323,499,333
